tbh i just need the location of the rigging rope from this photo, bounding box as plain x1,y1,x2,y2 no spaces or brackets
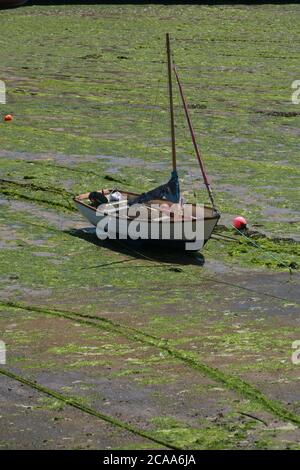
172,63,218,212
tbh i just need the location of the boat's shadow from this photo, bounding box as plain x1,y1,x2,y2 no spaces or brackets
66,227,205,267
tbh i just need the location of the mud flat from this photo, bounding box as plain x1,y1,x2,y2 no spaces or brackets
0,3,300,449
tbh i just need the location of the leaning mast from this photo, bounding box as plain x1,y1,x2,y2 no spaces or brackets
166,33,177,173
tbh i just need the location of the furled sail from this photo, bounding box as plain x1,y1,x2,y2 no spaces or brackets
129,170,180,205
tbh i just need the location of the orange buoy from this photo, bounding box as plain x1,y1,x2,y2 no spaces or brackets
4,114,13,121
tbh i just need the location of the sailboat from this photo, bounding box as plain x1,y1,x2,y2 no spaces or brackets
74,34,220,251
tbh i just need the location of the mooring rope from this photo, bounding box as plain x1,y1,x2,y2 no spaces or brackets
233,227,294,275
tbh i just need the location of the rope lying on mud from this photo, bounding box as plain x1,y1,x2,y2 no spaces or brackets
233,227,296,275
5,215,299,304
0,178,76,212
1,208,298,304
204,276,299,305
108,239,300,305
1,299,300,428
211,233,242,242
24,160,128,186
0,178,74,197
238,412,268,427
213,228,297,275
0,189,76,213
0,367,178,450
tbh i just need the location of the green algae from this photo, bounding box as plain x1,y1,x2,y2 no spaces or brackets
1,194,298,279
1,3,300,242
205,236,300,272
111,368,151,378
2,299,300,430
0,367,180,450
2,301,299,449
36,397,66,412
204,328,300,355
151,416,249,450
1,3,300,450
36,394,92,411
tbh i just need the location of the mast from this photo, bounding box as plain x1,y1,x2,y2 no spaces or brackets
166,33,177,173
173,64,217,211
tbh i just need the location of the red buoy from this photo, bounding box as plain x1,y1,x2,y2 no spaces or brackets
4,114,13,121
233,216,247,230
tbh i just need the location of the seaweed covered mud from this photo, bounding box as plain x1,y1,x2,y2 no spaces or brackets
0,3,300,450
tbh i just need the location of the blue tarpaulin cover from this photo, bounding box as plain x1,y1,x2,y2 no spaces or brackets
129,170,180,206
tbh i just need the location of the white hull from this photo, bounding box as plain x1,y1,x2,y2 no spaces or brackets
74,193,219,251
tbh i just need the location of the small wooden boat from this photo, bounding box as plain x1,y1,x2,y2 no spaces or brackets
74,34,220,251
74,189,219,251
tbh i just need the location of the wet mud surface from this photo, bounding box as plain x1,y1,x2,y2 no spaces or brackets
1,3,300,449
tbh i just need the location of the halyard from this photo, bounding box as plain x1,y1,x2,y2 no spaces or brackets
0,2,300,449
